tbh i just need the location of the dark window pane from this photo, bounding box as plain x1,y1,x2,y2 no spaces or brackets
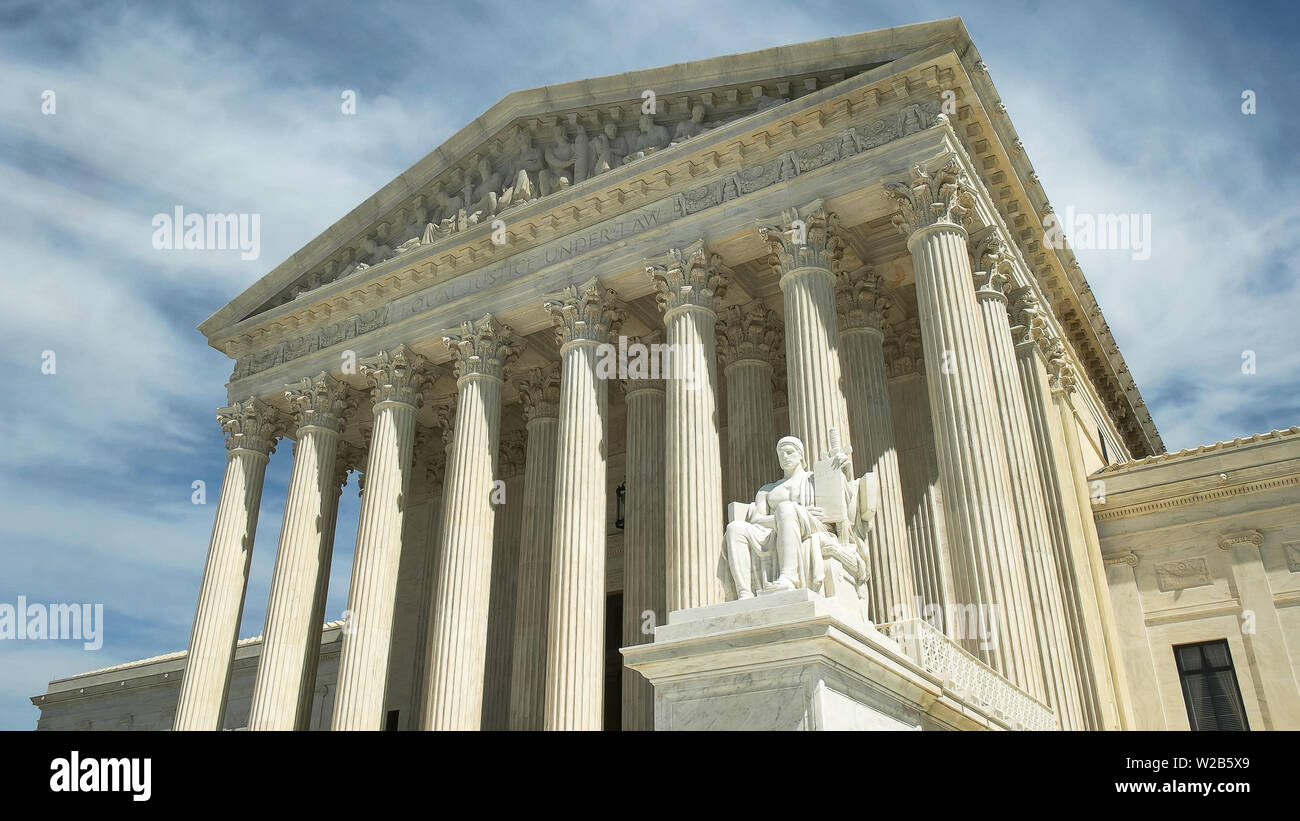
1203,642,1232,668
1175,640,1249,731
1176,645,1203,672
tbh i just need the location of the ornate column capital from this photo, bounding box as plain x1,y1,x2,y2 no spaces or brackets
835,264,892,334
217,396,284,456
884,155,976,237
511,363,561,423
1007,285,1048,350
360,344,431,408
544,277,625,348
645,240,730,316
884,316,925,378
617,332,667,394
972,235,1015,301
335,440,365,490
430,396,457,449
498,429,528,479
284,372,358,433
1044,339,1078,396
442,314,517,383
716,301,782,369
1103,551,1140,568
758,202,843,277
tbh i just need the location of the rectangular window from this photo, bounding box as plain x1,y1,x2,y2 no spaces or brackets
385,709,400,731
1174,640,1249,731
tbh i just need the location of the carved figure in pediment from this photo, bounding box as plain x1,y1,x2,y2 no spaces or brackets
470,156,507,216
543,125,576,195
672,104,710,143
509,129,545,200
622,113,671,164
572,130,590,184
898,103,929,136
591,122,627,175
393,205,430,255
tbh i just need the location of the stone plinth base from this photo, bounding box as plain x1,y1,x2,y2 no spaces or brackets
622,589,1009,731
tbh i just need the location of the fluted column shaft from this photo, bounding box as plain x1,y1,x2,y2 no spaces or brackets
543,282,620,730
724,359,778,504
1015,340,1107,728
664,305,723,610
425,316,513,729
907,221,1043,693
175,399,278,730
621,383,666,731
1053,377,1133,729
889,372,956,631
482,460,525,729
840,322,915,625
509,406,560,730
332,346,427,730
649,243,726,612
249,429,339,730
296,463,346,728
544,340,609,729
249,374,352,731
782,270,852,463
407,441,449,729
974,272,1083,729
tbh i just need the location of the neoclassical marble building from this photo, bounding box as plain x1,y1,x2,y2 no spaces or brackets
31,19,1299,731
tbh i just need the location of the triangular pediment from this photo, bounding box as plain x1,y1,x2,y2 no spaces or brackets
198,18,969,337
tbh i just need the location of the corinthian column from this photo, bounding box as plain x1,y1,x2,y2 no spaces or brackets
647,242,728,611
332,345,429,730
886,322,956,632
424,315,515,730
835,264,916,626
542,280,623,730
175,397,281,731
481,428,526,729
407,406,452,727
716,302,780,505
618,354,666,732
884,158,1043,695
1045,344,1133,730
249,374,356,731
509,365,561,730
972,239,1083,728
758,203,852,462
1010,310,1106,730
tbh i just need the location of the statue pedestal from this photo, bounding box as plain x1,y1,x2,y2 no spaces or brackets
622,589,1010,731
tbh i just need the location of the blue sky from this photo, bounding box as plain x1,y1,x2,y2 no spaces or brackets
1,0,1296,730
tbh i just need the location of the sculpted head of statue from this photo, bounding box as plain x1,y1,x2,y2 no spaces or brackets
639,113,654,132
776,436,805,473
604,122,618,139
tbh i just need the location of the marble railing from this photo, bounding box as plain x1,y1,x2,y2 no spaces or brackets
877,618,1057,731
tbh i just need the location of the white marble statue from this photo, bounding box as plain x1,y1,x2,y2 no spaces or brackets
719,433,878,602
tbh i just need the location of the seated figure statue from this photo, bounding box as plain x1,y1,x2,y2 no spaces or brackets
719,434,878,602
